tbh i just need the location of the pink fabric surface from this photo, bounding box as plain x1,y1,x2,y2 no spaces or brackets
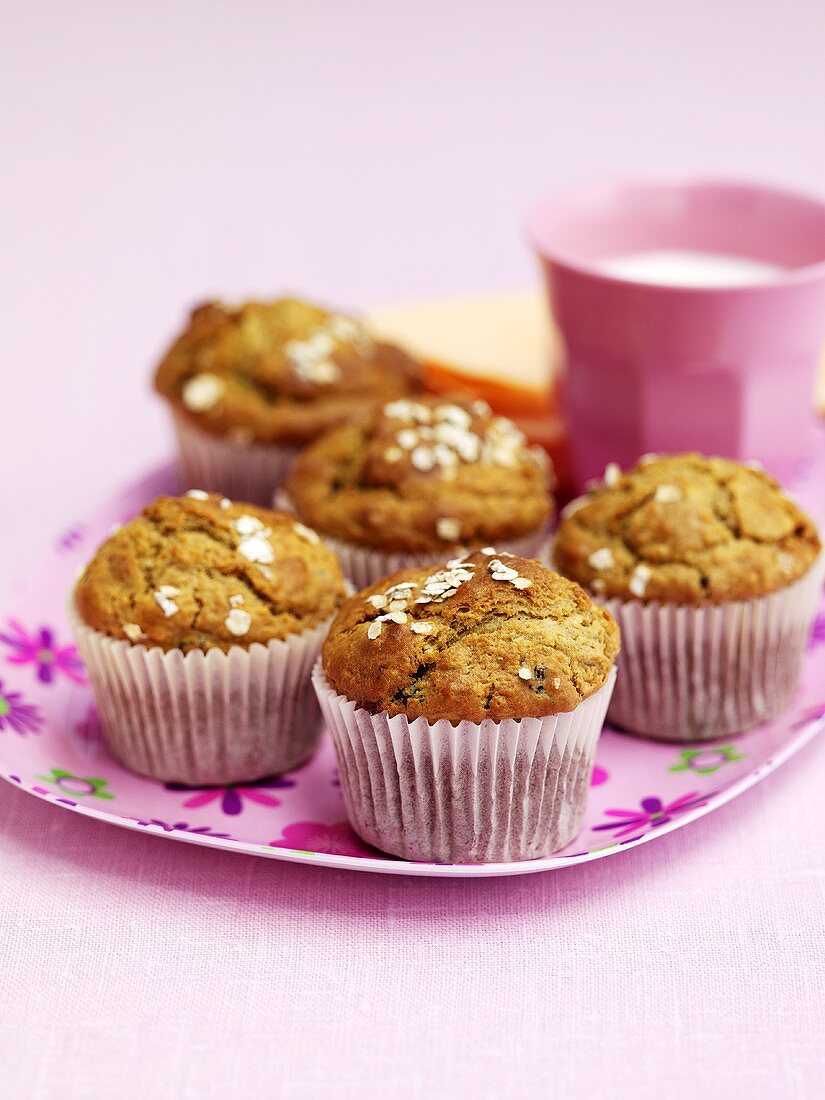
2,2,825,1096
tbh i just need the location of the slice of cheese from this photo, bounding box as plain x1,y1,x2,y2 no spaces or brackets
367,289,559,395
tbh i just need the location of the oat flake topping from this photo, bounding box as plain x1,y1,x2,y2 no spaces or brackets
603,462,621,487
561,496,588,519
293,522,320,544
629,564,652,598
285,314,373,387
779,552,796,575
234,515,275,565
436,517,461,542
488,558,531,589
238,535,275,565
588,548,615,571
363,565,478,636
182,373,224,412
154,585,181,617
654,484,683,503
380,399,532,477
225,607,252,636
235,514,265,536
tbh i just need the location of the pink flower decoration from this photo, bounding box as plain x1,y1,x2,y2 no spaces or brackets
0,620,85,685
165,774,296,815
270,820,376,858
591,764,609,786
74,704,102,745
0,680,43,736
792,701,825,729
594,792,711,838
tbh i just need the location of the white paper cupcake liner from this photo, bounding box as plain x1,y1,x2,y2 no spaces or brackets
69,602,331,785
173,412,298,505
313,663,617,863
274,491,549,588
601,554,825,742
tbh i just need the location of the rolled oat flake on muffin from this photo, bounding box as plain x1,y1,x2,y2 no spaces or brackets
315,551,619,863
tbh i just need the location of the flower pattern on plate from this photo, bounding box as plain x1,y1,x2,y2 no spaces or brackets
0,680,43,736
135,819,231,838
56,525,86,551
0,620,85,685
670,746,744,776
165,774,297,816
792,701,825,729
269,820,376,858
807,612,825,650
73,704,102,746
37,768,114,799
593,792,712,838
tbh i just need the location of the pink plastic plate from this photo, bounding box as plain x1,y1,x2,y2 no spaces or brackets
1,462,824,878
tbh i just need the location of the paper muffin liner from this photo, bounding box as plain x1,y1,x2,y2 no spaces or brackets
173,412,299,505
312,663,617,863
274,490,549,588
69,602,331,785
599,554,825,742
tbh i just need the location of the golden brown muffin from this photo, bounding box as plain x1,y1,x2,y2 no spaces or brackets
75,492,347,652
154,298,422,446
554,453,821,605
284,396,553,553
322,550,619,722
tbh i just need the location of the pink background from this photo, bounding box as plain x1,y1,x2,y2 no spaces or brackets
2,2,825,1096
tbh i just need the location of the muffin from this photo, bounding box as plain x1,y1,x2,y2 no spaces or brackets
314,550,619,863
554,453,824,741
283,395,554,588
71,492,346,784
154,298,422,503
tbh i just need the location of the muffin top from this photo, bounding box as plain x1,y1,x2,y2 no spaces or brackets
322,550,619,722
554,453,821,605
284,396,553,553
154,298,422,446
74,493,347,652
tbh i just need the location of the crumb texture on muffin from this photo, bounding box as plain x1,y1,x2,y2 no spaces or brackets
285,396,553,552
554,453,821,604
74,493,346,651
322,551,619,722
154,298,421,446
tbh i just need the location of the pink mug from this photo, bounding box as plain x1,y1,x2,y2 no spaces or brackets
527,178,825,492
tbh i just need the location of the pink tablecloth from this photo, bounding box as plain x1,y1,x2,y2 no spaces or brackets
3,3,825,1096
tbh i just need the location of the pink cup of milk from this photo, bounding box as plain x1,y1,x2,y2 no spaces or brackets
527,178,825,492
